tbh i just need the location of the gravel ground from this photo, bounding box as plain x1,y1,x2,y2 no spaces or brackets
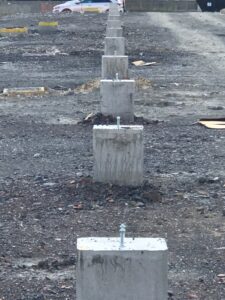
1,10,225,300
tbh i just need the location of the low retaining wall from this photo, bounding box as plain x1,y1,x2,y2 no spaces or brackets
126,0,197,12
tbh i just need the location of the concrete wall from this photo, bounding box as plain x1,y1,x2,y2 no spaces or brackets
126,0,198,12
0,1,61,16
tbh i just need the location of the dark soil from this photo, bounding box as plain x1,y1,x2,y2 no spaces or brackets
1,9,225,300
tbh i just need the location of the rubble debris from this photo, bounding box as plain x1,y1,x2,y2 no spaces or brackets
132,60,157,67
2,87,47,96
78,112,159,125
136,77,152,90
198,118,225,129
73,78,152,94
78,112,115,125
74,79,100,94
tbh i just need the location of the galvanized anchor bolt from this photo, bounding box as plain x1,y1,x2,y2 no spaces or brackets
115,72,119,81
119,223,126,248
117,116,120,129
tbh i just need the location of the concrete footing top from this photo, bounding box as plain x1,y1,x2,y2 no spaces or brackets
77,237,168,251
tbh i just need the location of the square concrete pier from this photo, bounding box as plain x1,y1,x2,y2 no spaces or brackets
93,125,143,186
100,79,135,121
102,55,128,79
77,237,168,300
107,20,122,28
106,27,123,37
109,4,120,15
104,37,125,55
108,15,121,21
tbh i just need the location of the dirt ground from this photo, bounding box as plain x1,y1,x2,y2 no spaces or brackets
1,9,225,300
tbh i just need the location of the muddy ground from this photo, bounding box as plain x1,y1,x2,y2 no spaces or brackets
1,10,225,300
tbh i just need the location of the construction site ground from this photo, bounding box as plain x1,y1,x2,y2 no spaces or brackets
1,10,225,300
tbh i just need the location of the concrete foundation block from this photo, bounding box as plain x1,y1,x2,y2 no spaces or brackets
77,237,168,300
102,55,128,79
107,20,122,28
93,125,143,186
104,37,125,55
100,79,134,121
108,15,121,21
109,3,120,15
106,27,123,37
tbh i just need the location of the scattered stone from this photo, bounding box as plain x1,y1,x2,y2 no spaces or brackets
35,257,76,270
187,293,199,299
106,197,114,203
73,203,83,210
207,105,224,110
168,290,174,297
33,153,41,158
78,112,115,125
142,190,162,202
196,207,205,214
43,182,56,187
53,85,68,91
136,201,145,207
79,112,156,126
198,176,220,184
36,259,49,270
76,172,83,177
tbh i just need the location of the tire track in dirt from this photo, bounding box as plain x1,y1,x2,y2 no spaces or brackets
148,12,225,73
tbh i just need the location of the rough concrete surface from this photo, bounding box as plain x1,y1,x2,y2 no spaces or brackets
102,55,129,78
93,125,143,185
100,79,135,120
104,37,125,55
106,27,123,37
77,237,168,300
107,19,123,28
108,15,121,21
1,10,225,300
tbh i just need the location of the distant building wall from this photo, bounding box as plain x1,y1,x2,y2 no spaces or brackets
0,1,60,16
125,0,198,11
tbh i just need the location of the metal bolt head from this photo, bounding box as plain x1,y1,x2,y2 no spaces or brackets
120,223,126,233
119,223,126,248
117,116,120,129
